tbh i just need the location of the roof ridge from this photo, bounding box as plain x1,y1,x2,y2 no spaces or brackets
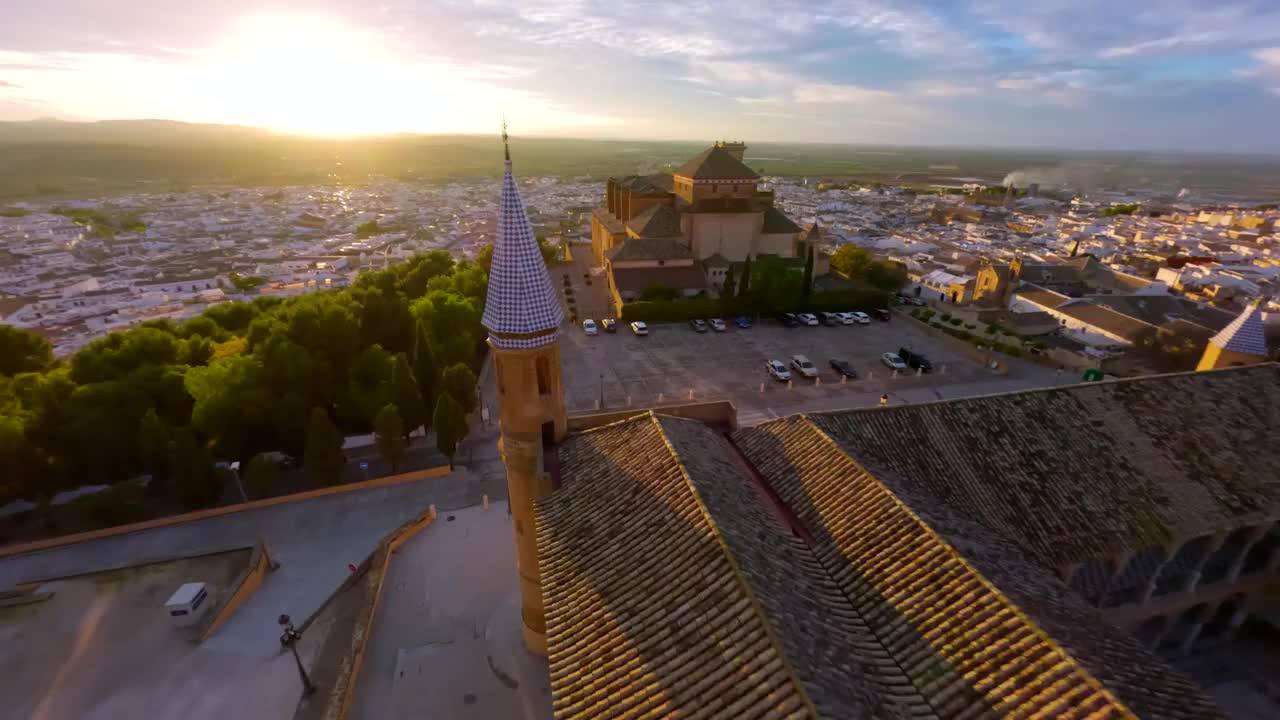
797,414,1139,719
647,414,821,720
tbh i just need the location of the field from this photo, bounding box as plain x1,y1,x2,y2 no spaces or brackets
1,120,1279,203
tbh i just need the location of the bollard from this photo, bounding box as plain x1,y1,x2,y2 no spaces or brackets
892,369,898,378
917,367,923,377
483,494,489,511
627,395,632,407
759,382,765,394
815,376,821,386
841,375,847,384
429,504,438,519
688,388,694,400
788,379,793,390
595,399,601,410
657,392,664,404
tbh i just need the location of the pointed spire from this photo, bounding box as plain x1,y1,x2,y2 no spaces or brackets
1207,300,1267,357
482,124,564,349
502,116,510,164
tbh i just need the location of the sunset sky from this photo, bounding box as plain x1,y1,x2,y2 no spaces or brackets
1,1,1279,151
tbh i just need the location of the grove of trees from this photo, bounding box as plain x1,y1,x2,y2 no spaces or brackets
0,250,487,520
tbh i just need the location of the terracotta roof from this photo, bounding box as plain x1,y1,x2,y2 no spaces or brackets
536,415,823,719
1014,284,1072,309
1086,295,1235,332
1207,302,1268,356
762,207,802,234
625,204,683,238
674,145,760,180
615,174,675,194
611,264,706,293
798,365,1280,568
1055,301,1154,340
607,237,692,263
736,411,1231,720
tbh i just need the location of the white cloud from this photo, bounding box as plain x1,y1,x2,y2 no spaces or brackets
1240,47,1280,95
912,81,981,97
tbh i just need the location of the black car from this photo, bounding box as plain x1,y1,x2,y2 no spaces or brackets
601,318,617,333
898,347,933,372
829,358,858,379
872,308,891,322
777,312,801,327
819,312,841,326
690,318,709,333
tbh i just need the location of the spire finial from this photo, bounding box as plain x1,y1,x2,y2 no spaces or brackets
502,117,510,163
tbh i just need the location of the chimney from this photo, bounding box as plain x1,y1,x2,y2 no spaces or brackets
722,141,747,162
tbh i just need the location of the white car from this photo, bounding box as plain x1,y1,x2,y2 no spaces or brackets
709,318,727,332
850,311,871,325
837,312,857,325
881,352,909,370
796,313,819,326
630,321,649,336
582,319,598,336
765,359,792,381
790,354,818,378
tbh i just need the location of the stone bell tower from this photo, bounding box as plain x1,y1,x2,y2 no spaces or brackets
480,124,567,655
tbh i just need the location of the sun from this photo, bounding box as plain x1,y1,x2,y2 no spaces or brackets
205,13,420,136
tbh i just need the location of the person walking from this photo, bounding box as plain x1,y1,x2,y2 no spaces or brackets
879,394,889,408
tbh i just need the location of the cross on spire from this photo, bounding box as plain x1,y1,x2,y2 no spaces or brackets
502,117,510,163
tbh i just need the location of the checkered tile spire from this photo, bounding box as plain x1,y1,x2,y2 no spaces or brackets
482,131,564,349
1208,300,1267,357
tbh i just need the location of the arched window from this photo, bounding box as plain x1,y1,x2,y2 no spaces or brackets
536,356,550,396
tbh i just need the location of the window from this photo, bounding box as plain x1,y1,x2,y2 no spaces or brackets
536,356,550,396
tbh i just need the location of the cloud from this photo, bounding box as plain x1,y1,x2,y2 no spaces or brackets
0,80,20,88
1239,47,1280,95
912,81,980,97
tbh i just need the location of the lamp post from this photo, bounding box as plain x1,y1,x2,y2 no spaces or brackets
598,373,604,410
229,461,279,571
278,614,316,695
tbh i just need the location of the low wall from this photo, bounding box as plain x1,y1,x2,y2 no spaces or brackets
199,541,271,641
0,465,451,559
319,508,436,720
900,311,1008,375
568,399,738,432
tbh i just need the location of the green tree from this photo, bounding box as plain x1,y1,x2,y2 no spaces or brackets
304,407,345,486
392,353,427,437
440,363,478,413
0,325,54,376
738,255,752,307
639,284,679,301
800,245,815,307
411,320,437,412
433,393,467,470
865,260,909,292
170,426,221,509
721,265,737,300
355,219,381,238
374,404,406,472
138,408,171,482
243,453,278,499
830,244,873,279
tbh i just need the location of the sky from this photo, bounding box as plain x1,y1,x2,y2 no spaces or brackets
1,1,1279,152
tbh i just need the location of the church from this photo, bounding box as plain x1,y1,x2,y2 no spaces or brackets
590,142,825,311
486,134,1278,719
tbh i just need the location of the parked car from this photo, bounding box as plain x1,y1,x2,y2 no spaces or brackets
881,352,909,371
818,311,841,326
709,318,727,332
790,354,819,378
765,359,792,381
829,358,858,379
601,318,618,333
777,313,801,327
735,316,753,329
796,312,819,326
850,311,871,325
690,318,709,333
898,347,933,372
630,321,649,336
898,294,926,306
582,319,598,335
872,308,891,322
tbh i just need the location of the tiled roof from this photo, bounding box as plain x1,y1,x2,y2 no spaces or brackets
481,159,564,348
1056,301,1153,340
1207,302,1267,356
801,365,1280,568
736,413,1230,720
762,206,802,234
611,264,706,293
674,145,760,180
624,204,683,238
607,237,691,263
536,414,820,719
1014,284,1072,309
1087,294,1235,332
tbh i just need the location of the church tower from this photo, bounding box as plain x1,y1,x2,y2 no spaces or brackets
1197,301,1268,371
481,125,567,655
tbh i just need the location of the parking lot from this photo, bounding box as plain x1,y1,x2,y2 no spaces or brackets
557,312,1063,424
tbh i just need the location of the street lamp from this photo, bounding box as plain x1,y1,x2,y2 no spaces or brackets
598,373,604,409
278,614,317,695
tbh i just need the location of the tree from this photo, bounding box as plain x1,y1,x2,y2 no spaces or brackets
721,265,737,300
440,363,478,413
639,284,679,302
0,325,55,376
433,393,467,470
138,408,171,483
170,426,221,509
830,244,873,279
243,453,278,499
304,407,345,486
800,245,815,307
374,404,406,472
392,353,427,437
738,255,752,305
411,321,437,412
865,260,909,292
